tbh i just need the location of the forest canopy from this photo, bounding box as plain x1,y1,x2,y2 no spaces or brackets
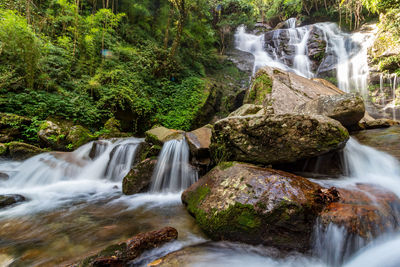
0,0,397,133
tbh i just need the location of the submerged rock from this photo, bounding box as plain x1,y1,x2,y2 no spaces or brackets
211,114,349,165
295,93,365,127
182,162,336,250
0,194,25,209
145,126,184,146
7,142,44,160
78,227,178,267
89,141,110,160
245,67,343,114
319,184,400,239
122,158,157,195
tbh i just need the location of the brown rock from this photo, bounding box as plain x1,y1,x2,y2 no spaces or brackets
245,67,344,114
185,125,212,158
145,127,184,146
319,184,400,239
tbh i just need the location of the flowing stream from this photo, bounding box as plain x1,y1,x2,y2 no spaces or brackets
1,20,400,267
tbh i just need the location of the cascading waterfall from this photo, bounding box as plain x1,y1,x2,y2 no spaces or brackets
150,138,198,193
0,138,142,216
234,19,376,95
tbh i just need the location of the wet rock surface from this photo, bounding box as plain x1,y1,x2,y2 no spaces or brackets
122,158,157,195
295,93,365,127
211,113,349,165
319,184,400,239
0,194,25,209
352,126,400,159
182,162,336,250
77,227,178,267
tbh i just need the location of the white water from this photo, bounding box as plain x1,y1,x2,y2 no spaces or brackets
150,138,198,193
0,138,142,217
234,19,376,94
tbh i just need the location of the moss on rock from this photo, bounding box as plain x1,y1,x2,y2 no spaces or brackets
7,142,44,160
66,125,97,150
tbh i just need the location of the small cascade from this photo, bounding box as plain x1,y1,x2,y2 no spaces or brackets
150,139,198,193
0,138,143,216
311,137,400,266
313,222,366,266
104,141,141,181
380,73,399,120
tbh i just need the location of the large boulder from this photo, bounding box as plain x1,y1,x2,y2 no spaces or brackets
182,162,337,250
7,142,44,160
122,158,157,195
0,194,25,209
295,93,365,127
211,114,349,165
145,126,184,146
245,67,343,113
78,227,178,267
319,184,400,239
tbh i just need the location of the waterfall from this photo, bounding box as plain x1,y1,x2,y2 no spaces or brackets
234,19,376,94
150,139,198,193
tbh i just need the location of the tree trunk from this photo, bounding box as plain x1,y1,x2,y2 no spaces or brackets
164,6,174,49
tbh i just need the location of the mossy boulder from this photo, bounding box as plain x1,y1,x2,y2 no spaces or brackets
295,93,365,128
37,120,65,149
0,113,31,143
7,142,44,160
245,67,343,114
182,162,335,250
0,143,6,157
99,117,131,139
211,114,349,166
66,125,97,150
145,126,184,146
122,158,157,195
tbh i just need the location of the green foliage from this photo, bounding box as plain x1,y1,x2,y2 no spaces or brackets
0,9,41,89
